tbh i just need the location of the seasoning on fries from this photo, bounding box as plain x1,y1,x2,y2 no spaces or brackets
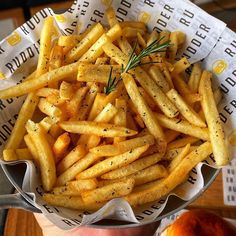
1,6,230,211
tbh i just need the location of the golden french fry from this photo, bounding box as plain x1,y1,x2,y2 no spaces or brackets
171,57,191,76
36,88,59,97
124,142,212,206
4,93,39,149
138,87,156,110
24,134,39,162
137,32,146,48
155,113,210,141
165,130,180,143
77,145,149,179
56,152,100,186
90,134,155,157
117,37,133,56
168,32,178,62
167,89,206,127
57,145,86,175
77,63,120,83
188,63,202,93
15,148,33,160
25,120,56,191
147,30,158,46
0,61,79,99
81,178,134,204
43,194,105,211
148,65,170,93
3,149,17,161
199,71,230,166
59,121,137,137
65,23,105,63
51,186,81,196
49,45,63,72
167,136,199,150
88,93,106,121
122,73,165,141
168,143,190,172
105,6,118,27
120,21,146,30
101,153,163,179
53,132,70,163
122,27,145,38
67,179,98,192
59,81,73,100
158,31,170,58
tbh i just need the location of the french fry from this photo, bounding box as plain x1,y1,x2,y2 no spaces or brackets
129,164,168,186
4,93,39,149
65,23,105,63
3,149,17,161
137,32,147,48
56,145,86,175
77,63,120,83
167,136,199,150
81,178,134,204
80,24,122,62
52,186,81,196
158,30,170,58
148,65,170,93
105,6,118,27
90,134,155,157
164,146,198,161
65,86,88,118
53,132,71,163
171,57,191,76
49,45,63,72
59,121,137,137
77,145,149,179
165,130,180,143
24,134,39,162
199,71,230,166
124,142,212,206
67,179,98,192
56,152,101,186
138,87,156,110
155,113,210,141
168,144,190,172
25,120,56,191
36,88,59,97
43,194,105,211
88,93,106,121
188,63,202,93
59,81,73,100
38,98,62,121
101,153,163,180
95,57,109,65
114,99,127,143
122,27,145,38
167,89,206,127
147,30,159,46
122,73,165,141
168,31,178,62
120,21,146,30
117,36,133,56
15,148,33,160
0,61,79,99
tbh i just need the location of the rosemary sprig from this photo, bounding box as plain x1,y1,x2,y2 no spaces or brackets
104,36,171,94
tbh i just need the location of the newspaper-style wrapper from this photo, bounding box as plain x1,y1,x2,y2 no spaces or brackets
0,0,235,230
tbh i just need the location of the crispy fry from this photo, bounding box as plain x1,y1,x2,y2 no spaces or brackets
15,148,33,160
101,153,163,179
199,71,230,166
167,136,199,150
3,149,17,161
188,63,202,93
81,178,134,204
68,179,98,192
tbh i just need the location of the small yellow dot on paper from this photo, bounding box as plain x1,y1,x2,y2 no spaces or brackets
0,71,5,80
6,32,22,46
55,15,66,23
212,59,227,75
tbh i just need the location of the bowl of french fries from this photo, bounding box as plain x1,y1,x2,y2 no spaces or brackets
0,0,233,229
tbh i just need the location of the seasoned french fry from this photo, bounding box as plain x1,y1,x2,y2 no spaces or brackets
199,71,230,166
65,23,105,63
59,121,137,137
67,179,98,192
120,21,146,30
59,81,73,100
105,6,118,27
164,146,198,161
53,132,70,163
147,30,159,46
158,30,170,58
124,142,212,206
57,145,86,175
3,149,17,161
25,120,56,191
188,63,202,93
101,153,163,179
167,89,206,127
77,63,120,83
138,87,156,110
122,73,165,141
88,93,106,121
123,27,145,38
117,37,133,56
49,45,63,72
4,93,39,149
36,88,59,97
81,178,134,204
24,134,39,162
90,134,155,157
155,113,210,141
15,148,33,160
77,145,149,179
171,57,191,76
167,136,199,150
129,164,168,186
52,186,81,196
148,65,170,93
43,194,105,211
168,143,190,172
168,32,178,62
165,130,180,143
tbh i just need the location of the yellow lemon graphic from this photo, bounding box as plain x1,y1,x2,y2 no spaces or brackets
7,32,21,46
212,60,227,75
138,12,151,24
55,14,66,23
101,0,112,6
228,130,236,146
0,71,5,80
